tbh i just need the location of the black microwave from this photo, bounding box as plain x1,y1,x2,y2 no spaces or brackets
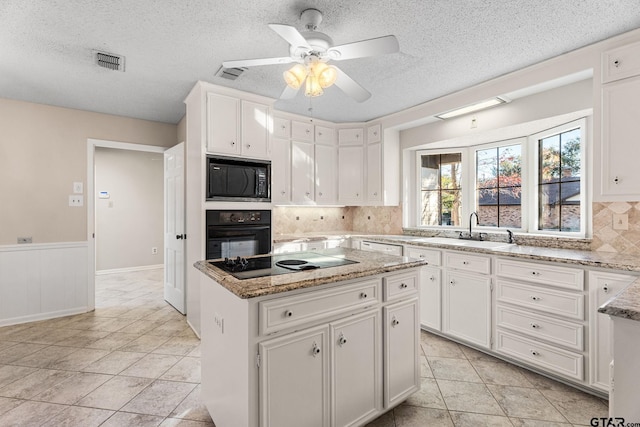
206,156,271,202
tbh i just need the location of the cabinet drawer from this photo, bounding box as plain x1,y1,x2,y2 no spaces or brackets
496,330,584,381
445,252,491,275
496,305,584,351
259,279,380,335
404,246,441,266
361,241,403,256
384,272,418,301
496,258,583,291
496,280,584,320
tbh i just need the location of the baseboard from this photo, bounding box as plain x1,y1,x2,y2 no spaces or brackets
96,264,164,275
0,307,89,328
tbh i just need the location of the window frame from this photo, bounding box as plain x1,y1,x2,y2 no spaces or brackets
414,117,588,238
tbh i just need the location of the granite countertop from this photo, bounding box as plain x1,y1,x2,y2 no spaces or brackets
598,281,640,321
194,247,425,299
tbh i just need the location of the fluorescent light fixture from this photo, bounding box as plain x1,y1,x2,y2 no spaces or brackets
435,97,508,119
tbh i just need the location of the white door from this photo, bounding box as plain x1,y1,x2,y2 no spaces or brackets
164,142,185,314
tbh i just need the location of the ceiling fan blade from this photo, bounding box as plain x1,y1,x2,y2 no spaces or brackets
268,24,311,50
328,35,399,61
333,67,371,103
222,56,295,68
280,85,299,100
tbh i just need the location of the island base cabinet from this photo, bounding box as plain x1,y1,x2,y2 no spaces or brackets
259,325,330,427
384,298,420,408
443,271,491,348
331,311,382,427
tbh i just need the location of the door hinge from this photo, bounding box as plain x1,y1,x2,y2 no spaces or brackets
256,353,261,368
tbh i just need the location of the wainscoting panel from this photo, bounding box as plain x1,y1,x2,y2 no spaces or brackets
0,242,89,326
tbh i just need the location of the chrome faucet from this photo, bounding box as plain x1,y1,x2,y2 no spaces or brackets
459,211,480,240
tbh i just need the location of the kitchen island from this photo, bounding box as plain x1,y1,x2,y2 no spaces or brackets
195,248,425,427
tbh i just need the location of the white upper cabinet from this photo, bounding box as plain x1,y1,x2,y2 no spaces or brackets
273,117,291,139
367,124,381,143
271,138,291,204
206,92,240,156
291,120,315,142
314,125,336,145
602,40,640,83
339,128,364,145
206,92,271,159
291,141,315,204
315,144,338,204
338,145,364,204
241,101,270,159
367,143,382,204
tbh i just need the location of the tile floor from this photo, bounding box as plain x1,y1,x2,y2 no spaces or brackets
0,269,609,426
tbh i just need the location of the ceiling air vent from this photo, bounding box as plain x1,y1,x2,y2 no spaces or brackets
95,51,125,72
215,66,247,80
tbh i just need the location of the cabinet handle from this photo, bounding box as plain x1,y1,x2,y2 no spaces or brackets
531,296,541,301
391,316,400,327
530,323,540,329
312,342,321,356
305,192,311,197
430,276,436,281
230,141,235,146
318,192,323,197
603,285,609,293
360,292,368,299
318,131,323,136
305,129,310,134
614,59,620,68
419,254,425,258
400,283,408,289
530,350,540,356
614,176,620,184
373,192,378,196
281,124,286,129
373,131,378,136
284,310,293,317
531,271,540,276
281,191,286,195
246,144,251,149
356,193,359,197
338,333,347,346
450,280,455,285
462,261,469,265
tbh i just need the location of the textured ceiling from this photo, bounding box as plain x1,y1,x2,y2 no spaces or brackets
1,1,639,124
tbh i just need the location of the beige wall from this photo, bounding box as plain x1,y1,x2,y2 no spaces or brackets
0,98,178,245
95,148,164,271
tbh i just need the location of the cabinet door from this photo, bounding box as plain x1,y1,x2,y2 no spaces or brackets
331,310,381,427
241,101,270,158
367,124,381,143
259,326,330,427
589,271,636,392
271,138,291,204
292,120,315,142
601,76,640,198
315,144,338,204
420,266,441,331
338,128,364,145
273,117,291,139
315,126,336,145
206,93,240,155
366,143,382,204
338,146,364,204
291,141,315,204
384,298,420,408
443,270,491,348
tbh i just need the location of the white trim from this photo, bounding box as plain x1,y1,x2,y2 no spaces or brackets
87,138,170,312
96,264,163,276
0,307,89,328
0,241,87,252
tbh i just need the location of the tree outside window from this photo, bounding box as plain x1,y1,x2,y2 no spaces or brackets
420,153,462,226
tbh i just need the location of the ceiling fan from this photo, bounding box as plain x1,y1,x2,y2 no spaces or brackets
222,8,400,102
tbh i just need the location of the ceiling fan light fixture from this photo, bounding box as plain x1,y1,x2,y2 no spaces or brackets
305,73,324,97
283,64,307,89
313,62,338,88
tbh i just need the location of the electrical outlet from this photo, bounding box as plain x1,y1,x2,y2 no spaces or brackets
214,313,224,334
152,247,158,255
613,213,629,230
69,195,84,207
17,237,32,244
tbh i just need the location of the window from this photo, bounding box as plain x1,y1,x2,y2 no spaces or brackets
415,118,586,236
476,143,522,228
537,127,581,232
419,152,462,226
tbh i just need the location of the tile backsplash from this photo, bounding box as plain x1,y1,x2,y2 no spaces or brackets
592,202,640,255
272,206,403,236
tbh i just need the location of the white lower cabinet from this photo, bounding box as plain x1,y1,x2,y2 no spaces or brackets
259,325,330,427
384,298,420,408
443,269,491,348
419,266,441,331
589,270,636,392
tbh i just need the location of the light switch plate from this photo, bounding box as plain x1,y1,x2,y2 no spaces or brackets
73,182,83,194
613,213,629,230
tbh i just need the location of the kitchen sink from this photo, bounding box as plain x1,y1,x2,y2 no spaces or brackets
422,237,515,250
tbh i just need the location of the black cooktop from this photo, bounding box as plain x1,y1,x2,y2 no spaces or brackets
209,252,359,280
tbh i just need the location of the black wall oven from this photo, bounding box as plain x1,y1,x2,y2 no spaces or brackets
205,210,271,260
